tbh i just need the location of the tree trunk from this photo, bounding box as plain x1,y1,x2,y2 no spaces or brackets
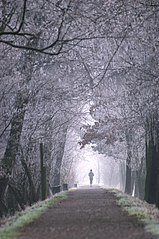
145,139,158,204
124,130,132,194
137,156,146,199
2,108,26,173
155,157,159,208
40,143,47,200
119,161,125,191
8,181,25,211
144,114,159,208
134,171,139,198
52,124,68,187
0,178,9,216
0,107,26,212
125,163,131,194
20,156,37,203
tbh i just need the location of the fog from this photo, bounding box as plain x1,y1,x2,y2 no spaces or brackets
75,145,123,189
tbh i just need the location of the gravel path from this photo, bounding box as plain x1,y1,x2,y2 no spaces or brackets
18,186,156,239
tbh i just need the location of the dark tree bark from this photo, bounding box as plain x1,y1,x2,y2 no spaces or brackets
20,156,37,203
0,177,9,216
124,131,132,194
144,138,158,204
0,106,26,213
155,157,159,208
144,114,159,208
2,107,27,173
7,181,25,211
40,143,47,200
125,163,132,194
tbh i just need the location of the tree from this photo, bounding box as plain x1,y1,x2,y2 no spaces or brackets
144,112,159,207
1,0,159,215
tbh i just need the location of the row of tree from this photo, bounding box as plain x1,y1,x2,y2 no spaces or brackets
79,0,159,207
0,0,96,216
0,0,159,216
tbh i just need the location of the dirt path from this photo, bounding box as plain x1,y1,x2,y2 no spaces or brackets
17,186,156,239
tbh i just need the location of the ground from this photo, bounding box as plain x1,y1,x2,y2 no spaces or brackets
17,186,157,239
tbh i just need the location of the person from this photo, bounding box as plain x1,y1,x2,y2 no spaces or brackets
88,169,94,186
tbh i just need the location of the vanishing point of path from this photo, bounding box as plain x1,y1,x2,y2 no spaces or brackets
18,186,156,239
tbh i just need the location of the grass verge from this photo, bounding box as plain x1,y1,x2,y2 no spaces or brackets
0,193,68,239
110,189,159,237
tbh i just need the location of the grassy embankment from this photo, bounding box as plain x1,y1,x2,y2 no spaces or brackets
111,189,159,237
0,193,68,239
1,188,159,238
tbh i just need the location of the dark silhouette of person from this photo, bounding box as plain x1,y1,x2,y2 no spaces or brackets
88,169,94,186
